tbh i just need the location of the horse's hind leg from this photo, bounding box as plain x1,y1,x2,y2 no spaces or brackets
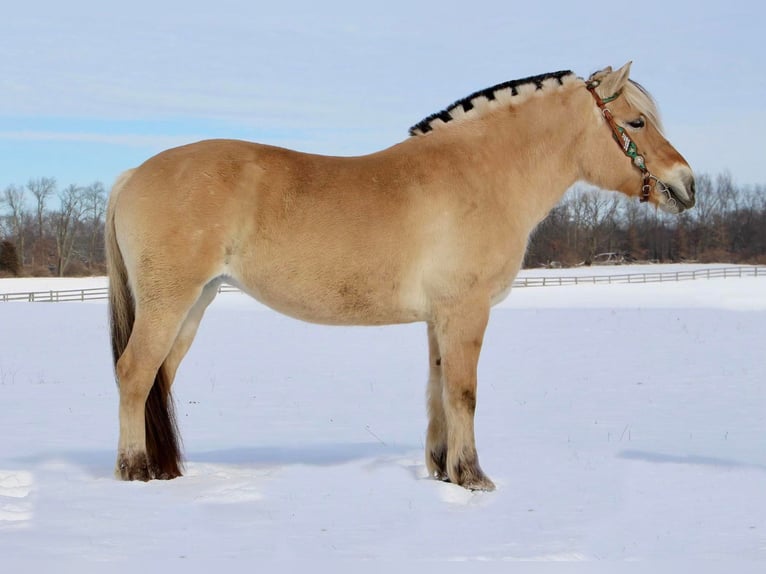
425,322,448,481
115,290,201,480
432,301,495,491
162,281,220,387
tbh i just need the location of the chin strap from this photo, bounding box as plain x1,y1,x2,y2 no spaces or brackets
586,80,656,203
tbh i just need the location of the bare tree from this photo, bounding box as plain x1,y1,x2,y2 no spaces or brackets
0,240,21,275
711,171,737,253
567,186,621,263
524,203,575,267
28,177,56,240
81,181,107,268
0,204,7,238
53,184,84,276
1,185,28,265
27,177,57,265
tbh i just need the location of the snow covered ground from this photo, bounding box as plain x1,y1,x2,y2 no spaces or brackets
0,265,764,565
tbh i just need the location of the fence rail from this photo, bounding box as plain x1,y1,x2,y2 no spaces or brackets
1,267,764,303
0,283,242,303
512,266,765,288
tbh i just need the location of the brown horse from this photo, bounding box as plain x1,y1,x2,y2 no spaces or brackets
106,63,695,491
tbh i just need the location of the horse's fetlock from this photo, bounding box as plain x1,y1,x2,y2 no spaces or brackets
427,446,448,480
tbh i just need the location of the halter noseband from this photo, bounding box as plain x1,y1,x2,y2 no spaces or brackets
586,79,662,204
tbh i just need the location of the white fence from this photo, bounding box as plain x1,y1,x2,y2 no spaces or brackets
0,283,241,303
1,266,763,303
512,266,765,288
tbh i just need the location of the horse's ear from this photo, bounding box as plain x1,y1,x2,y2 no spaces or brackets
597,62,632,97
588,66,613,82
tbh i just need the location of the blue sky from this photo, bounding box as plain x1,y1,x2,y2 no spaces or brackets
1,0,764,191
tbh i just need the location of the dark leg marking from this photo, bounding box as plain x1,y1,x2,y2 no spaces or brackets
429,447,448,481
461,389,476,413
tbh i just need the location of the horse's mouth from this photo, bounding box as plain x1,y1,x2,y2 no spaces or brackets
657,181,695,214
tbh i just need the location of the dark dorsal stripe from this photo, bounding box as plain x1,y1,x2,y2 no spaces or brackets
408,70,575,136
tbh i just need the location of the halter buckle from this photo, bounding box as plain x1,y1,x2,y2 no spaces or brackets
640,184,651,202
641,173,652,202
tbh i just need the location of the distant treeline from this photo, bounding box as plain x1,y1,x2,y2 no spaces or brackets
0,178,106,277
1,172,764,278
526,172,766,267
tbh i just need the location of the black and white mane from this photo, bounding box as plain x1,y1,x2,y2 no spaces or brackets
409,70,576,136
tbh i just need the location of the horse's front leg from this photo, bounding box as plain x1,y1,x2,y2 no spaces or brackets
425,322,448,481
432,301,495,491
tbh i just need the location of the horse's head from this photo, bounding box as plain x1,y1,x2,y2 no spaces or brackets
586,63,695,214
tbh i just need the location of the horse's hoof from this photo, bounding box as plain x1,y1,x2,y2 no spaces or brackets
153,467,182,480
429,469,450,482
116,453,152,481
462,475,496,492
449,456,496,492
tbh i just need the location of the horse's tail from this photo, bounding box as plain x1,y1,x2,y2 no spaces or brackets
106,170,183,479
106,170,136,373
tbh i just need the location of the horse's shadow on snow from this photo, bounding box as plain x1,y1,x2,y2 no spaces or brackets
618,450,766,472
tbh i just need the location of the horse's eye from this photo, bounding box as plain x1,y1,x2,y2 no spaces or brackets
627,117,645,129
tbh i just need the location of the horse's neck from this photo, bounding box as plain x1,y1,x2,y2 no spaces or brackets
444,86,592,227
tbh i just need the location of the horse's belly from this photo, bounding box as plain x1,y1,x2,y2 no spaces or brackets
227,265,427,326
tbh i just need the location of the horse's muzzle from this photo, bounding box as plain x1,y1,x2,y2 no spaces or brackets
658,171,696,214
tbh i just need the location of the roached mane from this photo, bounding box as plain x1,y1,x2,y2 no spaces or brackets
408,70,577,136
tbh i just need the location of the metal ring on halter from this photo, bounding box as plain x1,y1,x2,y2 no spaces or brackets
652,177,678,208
641,173,676,207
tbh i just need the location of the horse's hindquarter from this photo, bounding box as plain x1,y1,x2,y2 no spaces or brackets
116,139,522,326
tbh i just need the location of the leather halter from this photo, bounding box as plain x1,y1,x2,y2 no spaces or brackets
586,80,659,203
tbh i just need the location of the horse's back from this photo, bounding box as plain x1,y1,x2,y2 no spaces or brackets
111,139,431,324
